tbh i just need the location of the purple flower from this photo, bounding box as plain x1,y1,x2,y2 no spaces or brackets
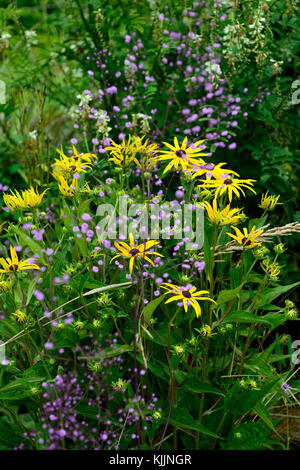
34,289,45,301
82,213,92,222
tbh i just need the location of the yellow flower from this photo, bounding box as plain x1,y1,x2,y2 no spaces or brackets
52,146,96,176
105,135,141,167
132,136,159,170
110,233,163,274
199,176,256,202
112,378,127,391
160,283,216,318
13,309,27,324
106,135,159,169
262,259,281,280
155,137,207,174
259,192,282,211
227,225,264,249
192,162,239,180
0,246,40,273
0,273,12,292
201,199,242,226
3,187,48,212
196,324,216,338
54,172,78,197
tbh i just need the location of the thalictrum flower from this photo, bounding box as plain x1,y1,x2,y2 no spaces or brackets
201,199,243,226
160,283,216,318
227,225,264,249
155,137,207,174
110,233,163,273
3,187,48,211
0,246,40,273
199,175,256,202
259,192,282,211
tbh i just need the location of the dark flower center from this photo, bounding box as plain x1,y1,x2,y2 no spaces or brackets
182,290,192,299
9,264,19,271
224,178,233,185
129,248,140,256
69,165,77,171
242,237,251,246
175,149,187,158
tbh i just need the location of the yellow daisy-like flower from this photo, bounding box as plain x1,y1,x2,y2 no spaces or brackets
52,146,96,176
155,137,207,174
201,199,243,226
105,135,141,167
227,225,264,249
160,283,216,318
0,246,40,273
13,309,27,324
262,260,281,280
0,273,12,292
110,233,163,274
259,192,282,211
192,162,239,180
3,187,48,212
132,136,159,170
199,176,256,202
54,173,78,197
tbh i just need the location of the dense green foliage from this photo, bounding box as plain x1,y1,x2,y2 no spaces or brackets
0,0,299,451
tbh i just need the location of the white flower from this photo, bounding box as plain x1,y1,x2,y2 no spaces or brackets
1,32,11,40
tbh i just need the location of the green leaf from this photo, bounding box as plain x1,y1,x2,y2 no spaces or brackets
227,379,280,414
216,285,243,305
256,282,300,307
253,402,277,433
167,407,221,439
0,417,22,448
183,377,224,396
223,311,272,324
144,296,163,322
26,277,39,306
230,267,241,288
14,227,45,263
77,198,92,219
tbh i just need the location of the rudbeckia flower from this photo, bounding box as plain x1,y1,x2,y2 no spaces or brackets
0,246,40,273
52,146,96,177
54,173,78,197
155,137,207,174
110,234,163,273
259,192,282,211
199,175,256,202
3,187,48,211
160,283,216,318
132,136,159,170
227,225,264,249
201,199,243,226
0,273,12,292
192,162,239,180
105,135,141,167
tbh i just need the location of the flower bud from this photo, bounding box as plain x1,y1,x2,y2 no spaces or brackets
274,243,285,254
